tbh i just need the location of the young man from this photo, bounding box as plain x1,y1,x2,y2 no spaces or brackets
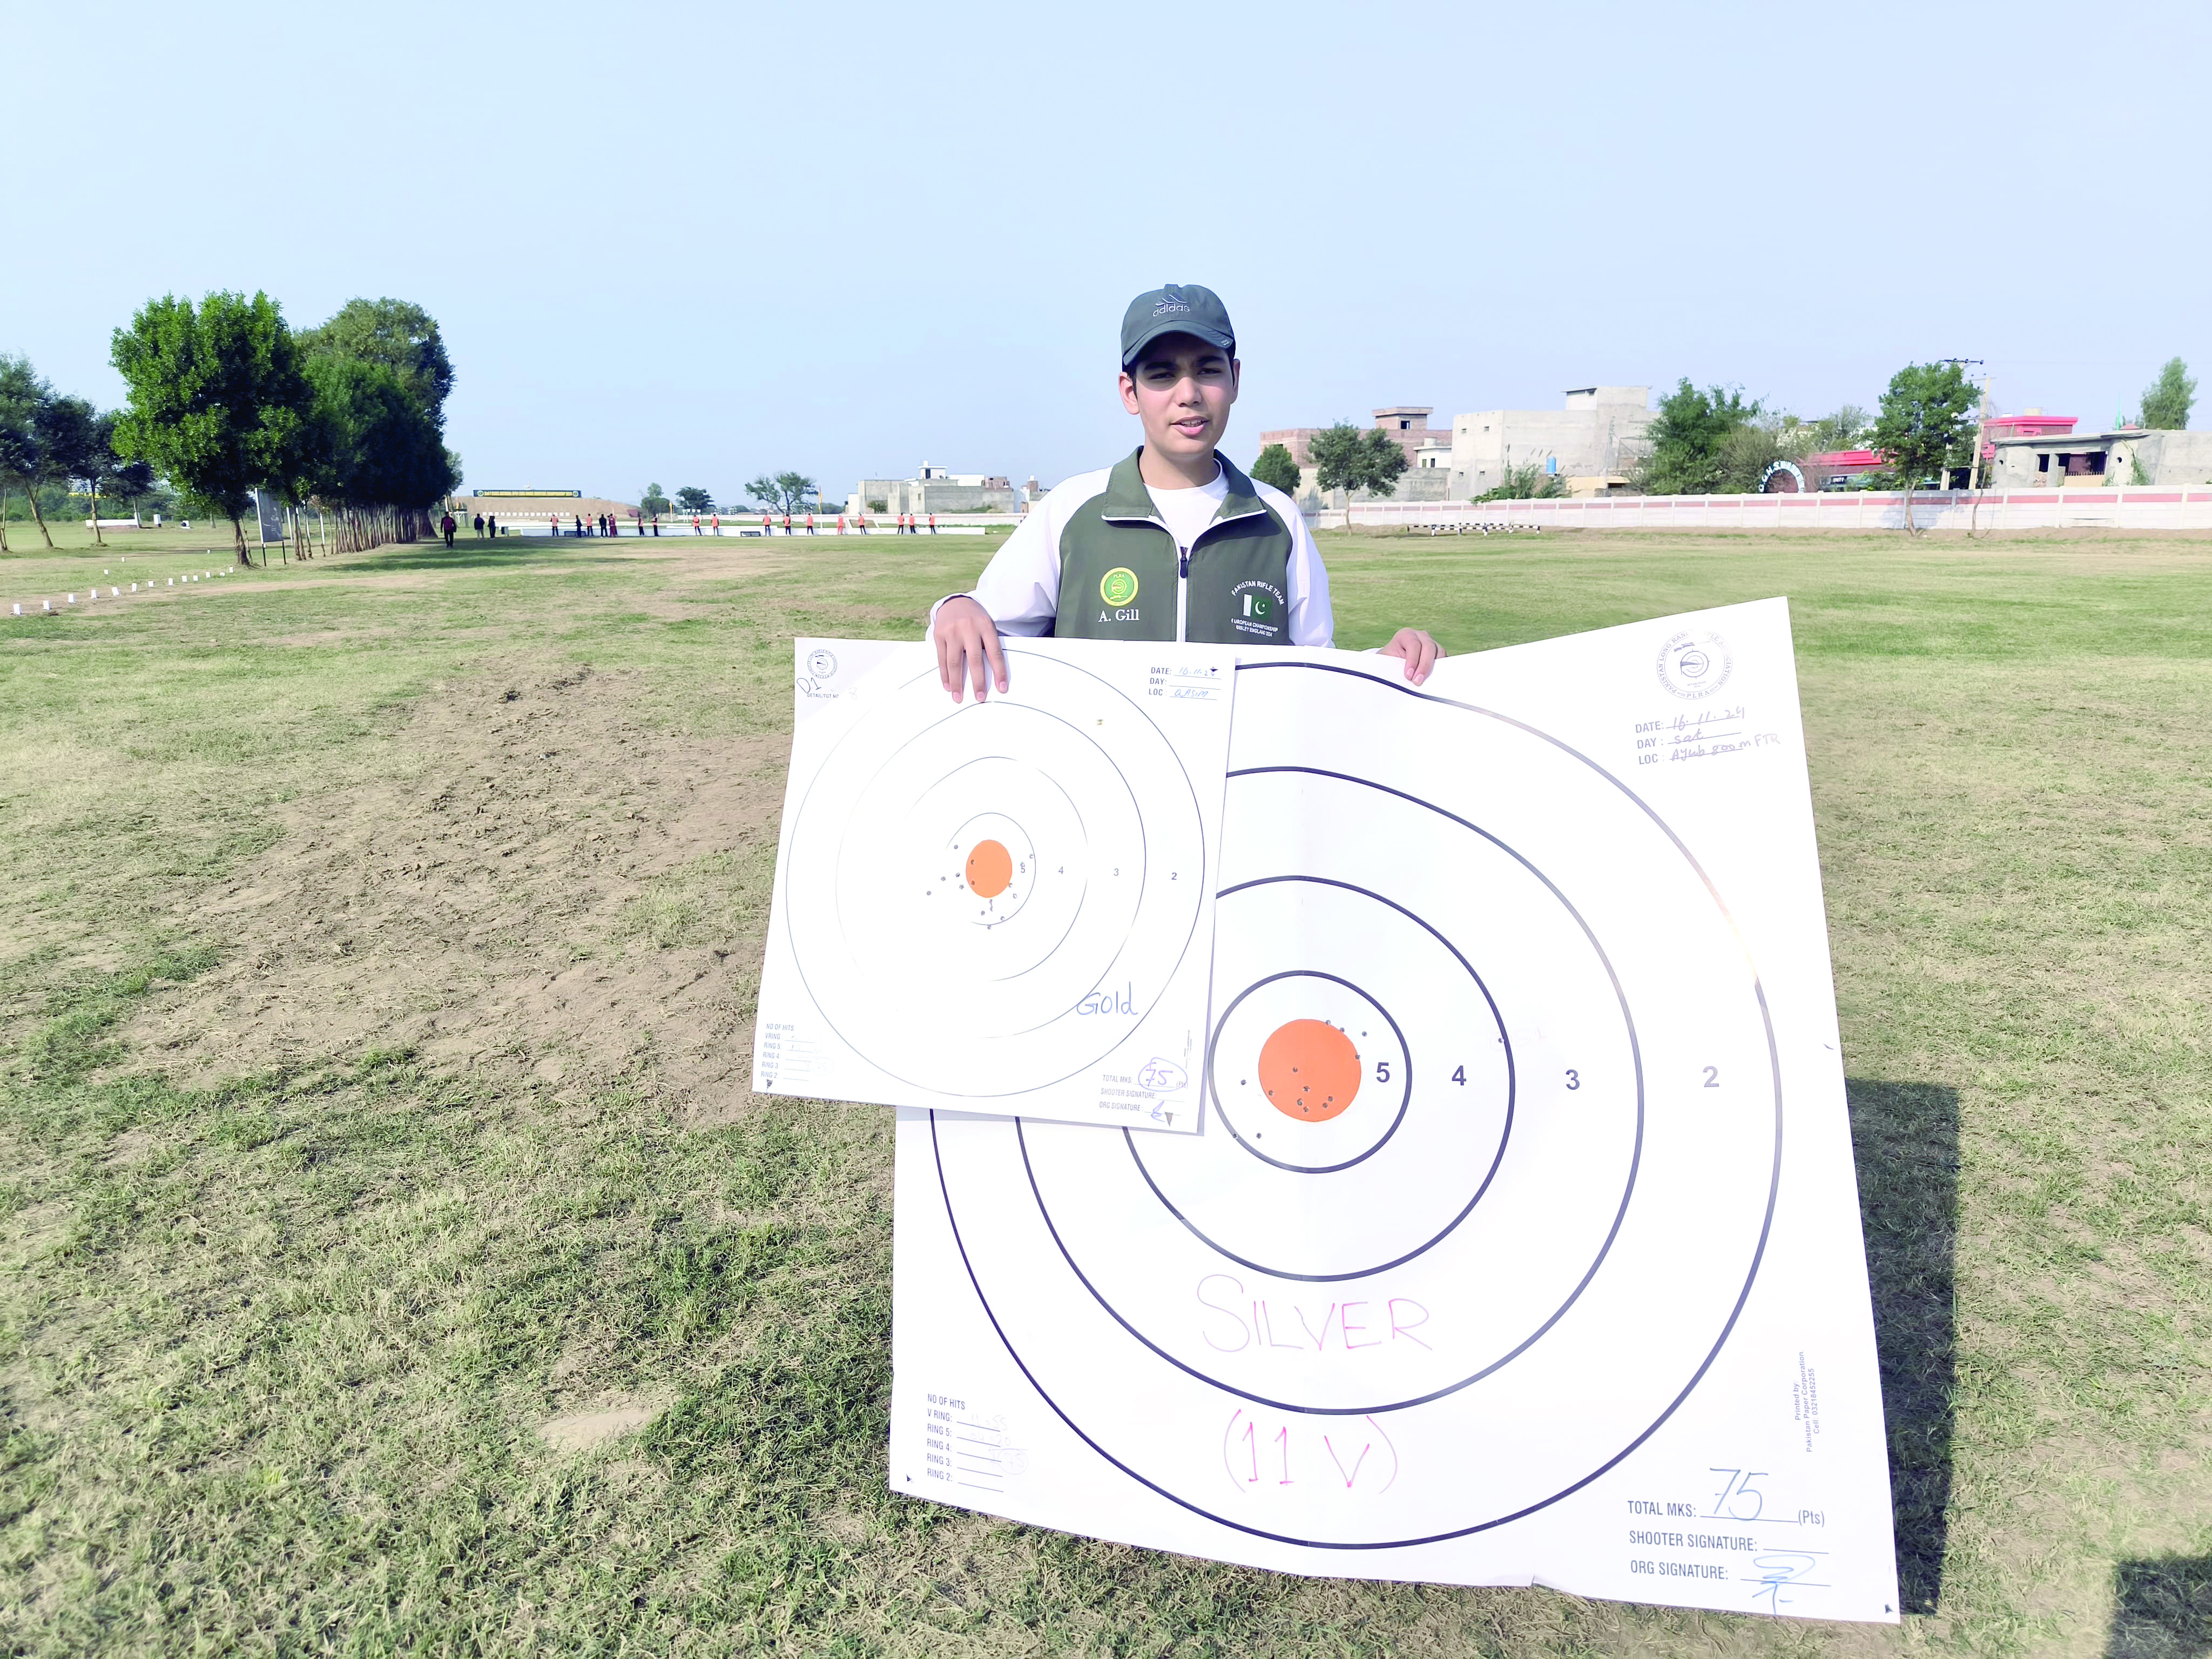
932,283,1441,702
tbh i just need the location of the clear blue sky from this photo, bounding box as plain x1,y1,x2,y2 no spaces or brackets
8,0,2204,503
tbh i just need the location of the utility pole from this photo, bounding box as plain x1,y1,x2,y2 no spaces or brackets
1940,358,1988,491
1970,374,1991,491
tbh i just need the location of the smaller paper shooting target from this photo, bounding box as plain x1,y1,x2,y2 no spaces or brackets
926,658,1786,1549
778,648,1212,1100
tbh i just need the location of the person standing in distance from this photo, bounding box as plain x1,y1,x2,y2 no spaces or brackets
932,284,1441,702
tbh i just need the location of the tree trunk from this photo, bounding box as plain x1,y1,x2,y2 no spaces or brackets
1901,481,1916,535
0,488,9,553
90,483,104,547
25,485,53,548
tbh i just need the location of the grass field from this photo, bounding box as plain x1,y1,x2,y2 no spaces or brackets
0,518,285,564
1,526,2207,1656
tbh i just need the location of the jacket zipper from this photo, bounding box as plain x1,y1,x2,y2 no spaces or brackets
1097,485,1266,642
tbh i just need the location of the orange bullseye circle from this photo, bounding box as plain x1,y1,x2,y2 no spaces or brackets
965,839,1013,898
1257,1019,1361,1123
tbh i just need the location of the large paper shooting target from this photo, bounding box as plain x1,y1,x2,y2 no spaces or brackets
774,647,1216,1101
924,659,1784,1548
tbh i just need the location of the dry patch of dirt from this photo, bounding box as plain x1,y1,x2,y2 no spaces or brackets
538,1397,669,1454
119,658,788,1112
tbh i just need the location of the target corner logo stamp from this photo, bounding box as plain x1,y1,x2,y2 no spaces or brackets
805,648,839,679
1656,629,1733,699
1099,567,1140,608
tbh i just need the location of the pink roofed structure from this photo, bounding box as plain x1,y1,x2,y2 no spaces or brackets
1979,412,2075,459
1803,449,1884,486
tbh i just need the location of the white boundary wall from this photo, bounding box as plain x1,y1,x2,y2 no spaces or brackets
1322,487,2212,533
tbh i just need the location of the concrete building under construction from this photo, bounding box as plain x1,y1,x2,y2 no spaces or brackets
1446,387,1654,497
1257,388,1657,507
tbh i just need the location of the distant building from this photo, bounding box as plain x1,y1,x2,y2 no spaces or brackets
848,467,1020,517
1447,387,1654,498
1781,407,2212,492
1984,411,2076,443
450,487,644,525
1986,421,2212,488
1799,450,1884,489
1253,387,1656,507
1257,407,1458,507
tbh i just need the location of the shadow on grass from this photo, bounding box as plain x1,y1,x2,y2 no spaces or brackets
2108,1558,2212,1657
1848,1077,1958,1615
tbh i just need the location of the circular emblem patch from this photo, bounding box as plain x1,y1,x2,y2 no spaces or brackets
1655,629,1733,699
1100,567,1139,606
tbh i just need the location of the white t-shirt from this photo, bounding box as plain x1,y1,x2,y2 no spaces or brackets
1145,465,1231,555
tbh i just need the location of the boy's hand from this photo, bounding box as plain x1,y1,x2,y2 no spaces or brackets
1382,628,1443,686
935,596,1008,702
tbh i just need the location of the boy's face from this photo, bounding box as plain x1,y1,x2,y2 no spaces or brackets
1119,333,1239,466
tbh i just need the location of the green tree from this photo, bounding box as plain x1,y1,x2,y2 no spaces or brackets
32,396,107,541
0,355,55,549
1473,460,1568,503
289,299,460,554
39,397,131,546
1633,380,1761,495
675,485,714,513
640,482,672,517
302,355,457,552
1715,419,1794,494
1802,404,1871,452
746,472,817,515
2139,357,2195,429
111,291,313,564
1250,442,1301,495
1308,423,1408,502
1867,361,1979,532
108,455,157,526
297,298,454,416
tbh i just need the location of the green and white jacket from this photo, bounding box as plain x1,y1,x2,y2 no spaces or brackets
929,449,1333,648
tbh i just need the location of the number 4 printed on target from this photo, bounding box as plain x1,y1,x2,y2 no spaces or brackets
891,601,1902,1623
754,636,1236,1131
